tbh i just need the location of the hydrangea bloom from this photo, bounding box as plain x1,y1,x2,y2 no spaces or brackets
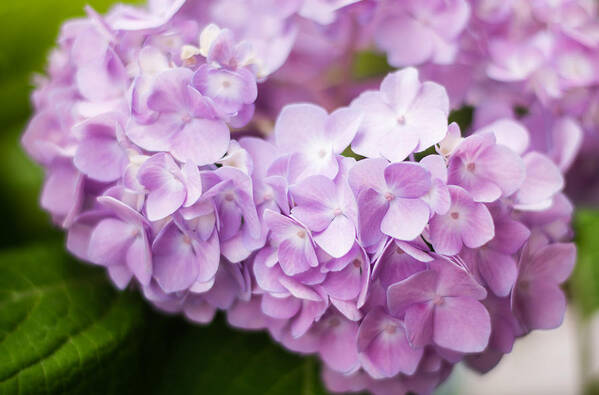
23,1,579,394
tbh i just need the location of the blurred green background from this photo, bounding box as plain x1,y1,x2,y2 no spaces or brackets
1,1,599,395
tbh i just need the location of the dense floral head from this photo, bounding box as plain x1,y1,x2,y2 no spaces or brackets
22,1,580,394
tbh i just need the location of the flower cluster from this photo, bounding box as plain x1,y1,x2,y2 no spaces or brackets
277,0,599,203
23,1,578,394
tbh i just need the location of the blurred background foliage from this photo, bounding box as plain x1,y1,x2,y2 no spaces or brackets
0,1,597,394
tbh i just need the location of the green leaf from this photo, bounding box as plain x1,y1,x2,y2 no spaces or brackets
571,209,599,318
147,318,331,395
0,243,149,395
0,242,336,394
352,51,393,80
448,106,474,133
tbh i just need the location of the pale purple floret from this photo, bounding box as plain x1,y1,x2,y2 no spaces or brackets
350,68,449,162
127,68,230,165
192,64,257,120
202,166,262,263
387,259,491,353
429,186,495,256
263,209,318,276
86,196,152,288
357,307,423,378
72,113,129,182
290,175,358,258
374,0,471,67
152,216,220,294
349,158,432,247
137,152,202,221
274,103,362,180
447,133,526,203
512,233,576,331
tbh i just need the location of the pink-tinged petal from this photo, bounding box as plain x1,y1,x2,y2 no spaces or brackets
356,188,388,248
314,215,356,258
227,298,268,330
407,107,448,151
138,157,186,221
387,270,438,316
433,259,487,299
403,302,434,347
275,103,328,153
525,243,576,284
181,162,202,207
322,259,362,300
126,113,179,153
97,196,146,226
291,297,328,338
514,282,566,330
218,200,242,241
449,156,503,203
263,209,297,237
378,126,420,163
193,232,220,283
429,214,463,256
433,297,491,353
551,117,582,172
292,174,337,208
184,298,216,324
430,186,494,255
319,316,360,373
358,309,423,378
516,152,564,205
192,65,257,114
424,179,451,215
41,161,83,224
147,68,193,113
107,265,133,290
253,248,287,294
381,198,430,241
261,294,301,319
152,223,199,293
477,144,526,197
330,298,362,321
461,200,495,249
350,91,396,159
380,68,420,116
278,238,315,276
489,217,530,254
67,211,106,260
74,133,127,182
477,119,530,155
88,218,135,266
376,16,434,67
322,368,370,394
478,250,517,298
326,107,363,153
384,162,432,198
348,157,388,195
412,81,450,116
419,154,448,182
279,276,322,302
170,118,230,165
75,51,128,101
395,240,434,263
203,264,242,309
126,232,152,285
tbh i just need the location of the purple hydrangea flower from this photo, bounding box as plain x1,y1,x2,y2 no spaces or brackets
22,1,581,393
